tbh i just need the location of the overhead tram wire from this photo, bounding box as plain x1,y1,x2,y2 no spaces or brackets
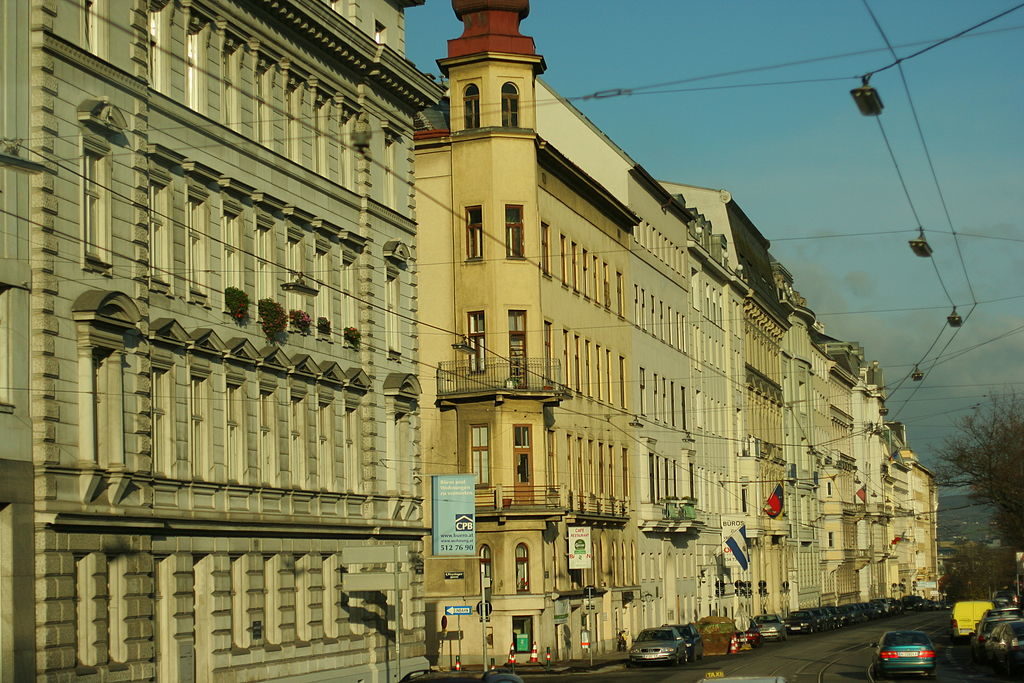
570,17,1024,102
861,0,984,418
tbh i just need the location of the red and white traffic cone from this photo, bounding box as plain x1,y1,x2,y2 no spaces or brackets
529,641,539,664
728,633,739,654
454,656,462,672
508,643,516,666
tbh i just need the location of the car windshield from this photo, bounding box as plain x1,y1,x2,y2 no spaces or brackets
636,629,675,642
790,611,810,618
882,632,931,647
754,616,781,624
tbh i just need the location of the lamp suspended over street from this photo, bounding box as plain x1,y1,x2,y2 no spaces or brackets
947,308,963,327
850,75,884,116
909,227,933,257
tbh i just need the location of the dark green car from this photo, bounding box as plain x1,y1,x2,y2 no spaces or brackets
870,630,937,678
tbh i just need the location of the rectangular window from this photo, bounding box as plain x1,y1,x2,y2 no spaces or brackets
466,206,483,259
581,248,589,298
573,335,581,391
226,382,245,483
540,223,550,274
619,356,627,408
468,311,486,372
149,181,171,284
82,147,109,262
616,272,624,316
187,194,209,296
471,425,490,484
570,242,578,291
513,425,531,483
508,310,526,379
595,345,603,401
648,453,657,503
189,375,209,480
148,6,165,90
386,271,401,354
152,366,174,477
186,28,205,113
584,340,592,396
254,219,273,301
259,387,277,486
559,235,567,284
317,401,335,488
639,367,646,416
603,262,611,308
222,210,242,290
543,321,553,367
505,205,524,258
83,0,101,55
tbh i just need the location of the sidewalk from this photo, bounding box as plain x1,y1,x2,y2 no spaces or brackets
431,651,629,676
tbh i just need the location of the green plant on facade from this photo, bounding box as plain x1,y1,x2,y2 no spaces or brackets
316,317,332,336
289,309,312,334
257,298,288,341
343,326,361,349
224,286,250,321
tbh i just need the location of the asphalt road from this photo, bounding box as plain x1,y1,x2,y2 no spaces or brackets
525,611,1019,683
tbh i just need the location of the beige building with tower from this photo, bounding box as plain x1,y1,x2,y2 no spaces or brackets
0,0,440,680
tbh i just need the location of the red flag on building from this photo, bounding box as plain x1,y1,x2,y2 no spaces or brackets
763,483,784,518
855,486,867,503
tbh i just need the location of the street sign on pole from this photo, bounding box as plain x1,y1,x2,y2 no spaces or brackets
475,601,493,617
445,605,474,616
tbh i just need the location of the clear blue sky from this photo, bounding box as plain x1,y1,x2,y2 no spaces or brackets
404,1,1024,466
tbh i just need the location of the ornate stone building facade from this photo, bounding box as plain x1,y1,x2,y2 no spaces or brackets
0,0,440,680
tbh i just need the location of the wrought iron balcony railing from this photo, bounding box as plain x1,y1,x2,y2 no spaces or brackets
436,358,562,397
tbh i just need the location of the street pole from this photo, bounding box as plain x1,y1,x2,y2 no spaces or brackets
394,547,402,683
480,555,488,671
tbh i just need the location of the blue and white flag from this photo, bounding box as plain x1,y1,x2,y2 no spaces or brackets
723,525,750,571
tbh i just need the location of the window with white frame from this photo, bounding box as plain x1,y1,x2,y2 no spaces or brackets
222,206,243,291
81,141,110,264
385,269,401,354
185,20,206,114
186,191,209,297
148,4,166,91
317,399,335,489
148,180,172,285
189,373,210,480
82,0,102,56
259,385,278,486
225,381,245,483
254,215,274,300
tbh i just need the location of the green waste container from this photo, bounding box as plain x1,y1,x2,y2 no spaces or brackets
515,632,530,652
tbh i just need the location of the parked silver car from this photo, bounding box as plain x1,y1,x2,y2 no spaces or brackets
629,627,689,666
752,614,788,641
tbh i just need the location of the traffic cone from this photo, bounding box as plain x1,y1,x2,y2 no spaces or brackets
508,643,516,666
529,641,539,664
728,633,739,654
454,656,461,672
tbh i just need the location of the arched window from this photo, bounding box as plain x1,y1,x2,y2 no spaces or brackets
515,543,529,593
501,82,519,127
463,84,480,129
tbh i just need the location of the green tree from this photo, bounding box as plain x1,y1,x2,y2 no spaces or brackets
935,393,1024,549
940,542,1016,602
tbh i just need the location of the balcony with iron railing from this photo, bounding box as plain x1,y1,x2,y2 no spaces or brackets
436,358,565,402
638,497,702,532
473,484,629,522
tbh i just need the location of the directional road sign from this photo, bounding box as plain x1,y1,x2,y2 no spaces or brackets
444,605,473,616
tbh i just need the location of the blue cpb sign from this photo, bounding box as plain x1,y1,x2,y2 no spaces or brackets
432,475,476,556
